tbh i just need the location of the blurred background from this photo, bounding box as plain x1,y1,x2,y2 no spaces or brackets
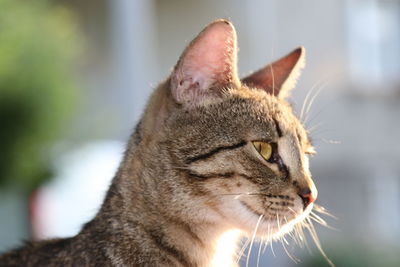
0,0,399,266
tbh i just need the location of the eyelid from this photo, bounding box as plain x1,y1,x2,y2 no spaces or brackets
251,138,274,143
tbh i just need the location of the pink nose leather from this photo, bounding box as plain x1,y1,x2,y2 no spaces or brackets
298,188,316,209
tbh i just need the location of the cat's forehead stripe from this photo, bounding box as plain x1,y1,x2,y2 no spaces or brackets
185,141,247,164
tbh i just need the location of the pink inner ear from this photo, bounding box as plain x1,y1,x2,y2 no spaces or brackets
171,20,239,105
184,26,234,86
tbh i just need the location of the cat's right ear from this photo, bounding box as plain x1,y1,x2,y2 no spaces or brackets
170,19,240,106
241,47,305,99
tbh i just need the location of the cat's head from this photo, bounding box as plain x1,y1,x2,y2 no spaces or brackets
136,19,317,238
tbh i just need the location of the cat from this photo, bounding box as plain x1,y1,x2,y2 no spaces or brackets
0,19,318,267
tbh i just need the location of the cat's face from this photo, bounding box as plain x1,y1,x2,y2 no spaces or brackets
140,20,316,239
164,87,316,237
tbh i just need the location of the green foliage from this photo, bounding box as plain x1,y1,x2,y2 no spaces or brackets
0,0,82,191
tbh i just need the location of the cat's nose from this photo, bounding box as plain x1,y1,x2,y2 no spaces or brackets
298,187,317,210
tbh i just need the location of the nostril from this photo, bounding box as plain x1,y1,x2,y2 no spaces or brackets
298,188,316,210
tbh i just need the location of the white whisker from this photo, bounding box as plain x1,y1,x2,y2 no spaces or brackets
268,225,276,257
276,214,281,232
313,204,337,219
281,234,300,263
270,66,275,96
307,121,325,134
262,223,271,254
294,224,304,248
305,217,335,267
246,215,264,267
304,81,328,124
282,234,290,246
236,237,250,263
301,221,312,254
309,212,328,226
256,236,264,267
300,79,322,121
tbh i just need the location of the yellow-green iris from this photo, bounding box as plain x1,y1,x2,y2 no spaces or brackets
252,141,272,161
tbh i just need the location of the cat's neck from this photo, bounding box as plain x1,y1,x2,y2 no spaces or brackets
90,148,242,267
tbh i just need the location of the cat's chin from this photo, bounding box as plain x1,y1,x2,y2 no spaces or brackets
267,203,314,238
226,199,313,239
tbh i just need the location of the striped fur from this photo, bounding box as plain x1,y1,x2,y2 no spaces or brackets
0,19,316,267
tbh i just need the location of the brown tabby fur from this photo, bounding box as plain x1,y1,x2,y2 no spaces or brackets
0,19,316,267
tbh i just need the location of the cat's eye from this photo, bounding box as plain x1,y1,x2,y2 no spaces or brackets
252,141,272,161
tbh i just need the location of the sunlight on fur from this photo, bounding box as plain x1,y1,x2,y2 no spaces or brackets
211,229,242,267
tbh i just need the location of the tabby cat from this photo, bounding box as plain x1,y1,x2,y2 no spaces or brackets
0,19,318,266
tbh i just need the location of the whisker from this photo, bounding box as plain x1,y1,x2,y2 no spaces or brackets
309,206,339,231
304,103,328,132
309,216,339,232
313,204,337,219
306,91,343,130
261,224,271,254
307,121,325,134
282,234,290,246
287,207,299,218
305,217,335,267
281,235,300,263
292,225,301,249
276,214,281,233
300,78,324,122
293,224,304,248
287,206,307,247
310,132,340,145
287,225,302,248
266,47,277,116
283,217,296,242
266,224,276,257
236,237,250,263
321,138,342,145
256,236,264,267
270,62,276,97
309,212,329,226
260,239,268,256
303,220,314,254
269,237,276,257
246,215,264,267
304,81,329,125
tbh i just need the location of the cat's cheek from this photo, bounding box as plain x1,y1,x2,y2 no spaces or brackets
223,198,266,232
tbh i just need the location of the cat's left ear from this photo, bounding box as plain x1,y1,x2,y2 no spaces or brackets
242,47,305,99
